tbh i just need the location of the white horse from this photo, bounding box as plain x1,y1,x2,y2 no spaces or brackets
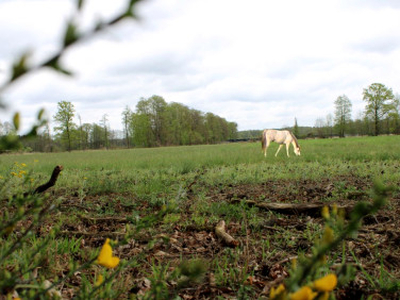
261,129,301,157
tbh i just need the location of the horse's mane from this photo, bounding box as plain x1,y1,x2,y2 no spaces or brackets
289,131,300,148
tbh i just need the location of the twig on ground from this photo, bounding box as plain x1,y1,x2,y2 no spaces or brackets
215,220,239,247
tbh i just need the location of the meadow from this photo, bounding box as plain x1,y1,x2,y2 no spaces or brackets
1,135,400,299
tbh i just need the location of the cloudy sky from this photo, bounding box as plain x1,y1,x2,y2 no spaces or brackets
0,0,399,133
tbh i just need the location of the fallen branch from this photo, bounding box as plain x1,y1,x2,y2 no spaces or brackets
234,200,353,218
215,220,239,247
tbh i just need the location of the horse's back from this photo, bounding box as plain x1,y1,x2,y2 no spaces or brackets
265,129,290,143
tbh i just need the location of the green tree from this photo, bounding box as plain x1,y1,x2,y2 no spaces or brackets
122,105,132,148
135,96,167,146
53,101,77,151
90,123,104,149
131,113,153,147
389,95,400,134
363,83,395,136
80,123,92,150
334,94,352,137
227,121,238,140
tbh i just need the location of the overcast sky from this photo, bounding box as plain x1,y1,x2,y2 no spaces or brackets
0,0,399,133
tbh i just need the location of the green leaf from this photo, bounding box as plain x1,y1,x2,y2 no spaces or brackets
13,112,20,131
127,0,144,18
44,56,73,76
63,21,80,47
76,0,84,11
11,52,31,82
38,108,45,120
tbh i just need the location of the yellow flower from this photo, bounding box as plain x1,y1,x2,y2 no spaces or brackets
269,284,286,299
97,238,120,268
331,204,338,216
321,206,330,219
313,274,337,292
290,286,317,300
322,226,334,245
291,257,298,270
11,172,17,177
95,274,104,286
21,163,27,167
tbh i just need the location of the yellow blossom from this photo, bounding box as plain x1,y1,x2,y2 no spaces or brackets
269,284,286,299
322,226,334,245
321,206,330,219
21,163,27,167
331,204,338,216
11,172,17,177
291,257,298,270
95,274,104,286
97,238,120,268
290,286,317,300
313,274,337,292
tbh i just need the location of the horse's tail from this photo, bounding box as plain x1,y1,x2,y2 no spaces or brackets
261,130,266,152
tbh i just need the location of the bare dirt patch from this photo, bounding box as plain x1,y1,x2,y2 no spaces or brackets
6,176,399,299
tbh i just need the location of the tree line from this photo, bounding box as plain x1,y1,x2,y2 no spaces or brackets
0,95,238,152
1,83,399,152
238,82,399,140
310,83,399,139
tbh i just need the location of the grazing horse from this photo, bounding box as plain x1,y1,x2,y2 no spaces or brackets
261,129,301,157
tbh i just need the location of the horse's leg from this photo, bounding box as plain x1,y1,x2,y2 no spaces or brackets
286,143,290,157
275,144,283,157
264,140,269,157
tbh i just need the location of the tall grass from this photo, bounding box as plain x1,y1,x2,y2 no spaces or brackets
1,135,400,194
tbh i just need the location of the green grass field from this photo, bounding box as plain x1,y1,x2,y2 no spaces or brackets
1,135,400,299
1,135,399,192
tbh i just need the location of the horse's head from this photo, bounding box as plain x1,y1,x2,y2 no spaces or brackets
294,146,301,156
